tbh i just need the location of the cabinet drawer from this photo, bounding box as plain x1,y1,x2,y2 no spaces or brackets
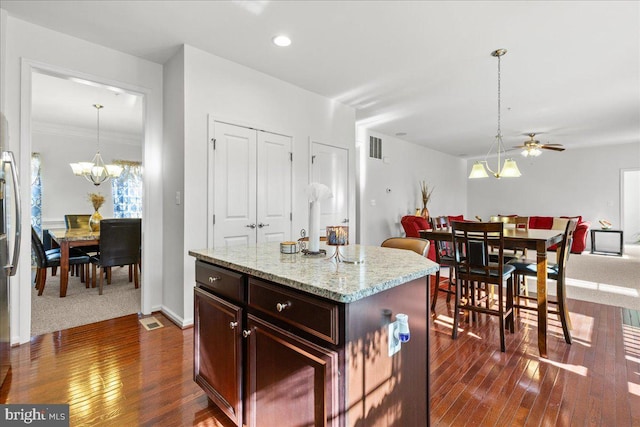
248,279,339,345
195,261,244,302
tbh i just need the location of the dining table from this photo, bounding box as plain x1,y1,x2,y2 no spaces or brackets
48,228,100,297
420,227,564,358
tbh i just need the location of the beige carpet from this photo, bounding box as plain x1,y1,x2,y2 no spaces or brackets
563,244,640,310
31,265,141,336
523,244,640,310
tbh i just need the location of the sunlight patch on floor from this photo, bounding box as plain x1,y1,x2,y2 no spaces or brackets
539,357,588,376
566,278,639,297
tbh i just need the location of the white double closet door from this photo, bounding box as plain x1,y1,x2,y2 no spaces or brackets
211,121,292,248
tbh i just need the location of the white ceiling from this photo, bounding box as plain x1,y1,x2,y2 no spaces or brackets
4,0,639,158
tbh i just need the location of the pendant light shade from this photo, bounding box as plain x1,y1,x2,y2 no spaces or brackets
468,49,521,180
70,104,123,186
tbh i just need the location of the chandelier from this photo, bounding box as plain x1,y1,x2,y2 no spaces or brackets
469,49,521,179
70,104,123,186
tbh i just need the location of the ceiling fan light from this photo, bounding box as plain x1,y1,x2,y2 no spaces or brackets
500,159,521,177
469,161,489,179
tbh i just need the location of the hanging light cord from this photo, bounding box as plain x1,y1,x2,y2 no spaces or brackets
94,104,103,153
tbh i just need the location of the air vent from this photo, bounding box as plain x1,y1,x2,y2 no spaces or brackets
369,136,382,159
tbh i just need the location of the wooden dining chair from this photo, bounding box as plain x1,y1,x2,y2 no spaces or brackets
429,216,457,311
451,221,515,352
90,218,141,295
510,218,578,344
381,237,430,257
32,227,90,296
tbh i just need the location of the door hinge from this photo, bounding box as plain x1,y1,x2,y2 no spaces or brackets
211,138,216,150
290,152,293,162
290,212,292,221
212,214,215,225
311,155,316,164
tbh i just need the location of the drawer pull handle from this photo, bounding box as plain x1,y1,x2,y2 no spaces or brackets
276,302,291,312
242,330,252,338
229,321,238,329
208,276,221,283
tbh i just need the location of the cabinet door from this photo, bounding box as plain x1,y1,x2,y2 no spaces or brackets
245,314,339,427
194,287,243,426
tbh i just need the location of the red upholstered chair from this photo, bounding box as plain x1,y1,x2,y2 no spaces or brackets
401,215,436,261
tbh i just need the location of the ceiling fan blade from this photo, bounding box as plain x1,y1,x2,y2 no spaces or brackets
541,143,564,147
541,146,565,151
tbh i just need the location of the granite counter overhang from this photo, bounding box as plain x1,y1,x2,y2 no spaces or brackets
189,243,439,304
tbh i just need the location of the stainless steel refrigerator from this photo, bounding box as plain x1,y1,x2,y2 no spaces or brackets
0,112,22,388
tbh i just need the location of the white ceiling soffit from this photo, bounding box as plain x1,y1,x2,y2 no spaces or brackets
4,0,639,158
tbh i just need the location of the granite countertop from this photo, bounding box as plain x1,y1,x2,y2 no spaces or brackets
189,242,439,303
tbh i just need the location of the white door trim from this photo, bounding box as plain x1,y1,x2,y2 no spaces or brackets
17,59,152,344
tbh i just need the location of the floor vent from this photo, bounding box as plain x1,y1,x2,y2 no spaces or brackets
139,316,164,331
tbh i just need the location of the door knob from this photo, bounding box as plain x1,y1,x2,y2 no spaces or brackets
246,223,256,229
342,218,349,223
258,223,270,228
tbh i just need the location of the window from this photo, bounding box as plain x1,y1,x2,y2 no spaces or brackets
31,152,42,235
111,161,142,218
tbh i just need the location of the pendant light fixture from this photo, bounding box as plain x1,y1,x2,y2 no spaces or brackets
70,104,123,186
469,49,521,179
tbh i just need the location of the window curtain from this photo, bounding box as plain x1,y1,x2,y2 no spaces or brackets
111,160,142,218
31,152,42,235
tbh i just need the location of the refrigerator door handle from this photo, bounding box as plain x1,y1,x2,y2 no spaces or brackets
2,151,20,276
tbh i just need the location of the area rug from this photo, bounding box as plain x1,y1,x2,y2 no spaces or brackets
541,244,640,310
31,265,141,336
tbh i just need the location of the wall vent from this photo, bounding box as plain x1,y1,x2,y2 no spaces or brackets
369,136,382,159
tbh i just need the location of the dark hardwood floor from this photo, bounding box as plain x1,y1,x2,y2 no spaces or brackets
2,280,639,426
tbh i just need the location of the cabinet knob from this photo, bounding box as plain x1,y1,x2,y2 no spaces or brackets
276,301,291,312
208,276,221,283
229,321,238,329
242,330,252,338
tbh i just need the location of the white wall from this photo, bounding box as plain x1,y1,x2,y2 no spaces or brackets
357,129,468,246
467,141,640,245
3,14,163,344
165,44,356,325
32,125,142,226
161,47,186,325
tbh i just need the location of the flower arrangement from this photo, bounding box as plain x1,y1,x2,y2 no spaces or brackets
420,181,434,207
88,192,105,211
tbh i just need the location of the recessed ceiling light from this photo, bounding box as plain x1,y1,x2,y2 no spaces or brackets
272,35,292,47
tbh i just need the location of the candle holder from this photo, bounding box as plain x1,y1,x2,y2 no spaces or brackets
326,226,350,263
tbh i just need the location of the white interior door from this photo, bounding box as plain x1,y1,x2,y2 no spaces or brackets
257,131,292,243
213,122,257,247
310,141,349,236
622,168,640,243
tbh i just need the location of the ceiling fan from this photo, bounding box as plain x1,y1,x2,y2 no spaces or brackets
513,133,565,157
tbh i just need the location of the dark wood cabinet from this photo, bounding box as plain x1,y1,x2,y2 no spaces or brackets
194,287,244,425
193,259,429,426
244,314,339,427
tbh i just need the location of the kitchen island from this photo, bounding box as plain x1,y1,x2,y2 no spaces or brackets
189,242,438,427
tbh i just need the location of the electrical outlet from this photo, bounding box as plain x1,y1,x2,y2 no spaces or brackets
388,322,400,356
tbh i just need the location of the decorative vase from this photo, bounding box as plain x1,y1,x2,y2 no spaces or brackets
420,205,429,221
89,209,102,232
